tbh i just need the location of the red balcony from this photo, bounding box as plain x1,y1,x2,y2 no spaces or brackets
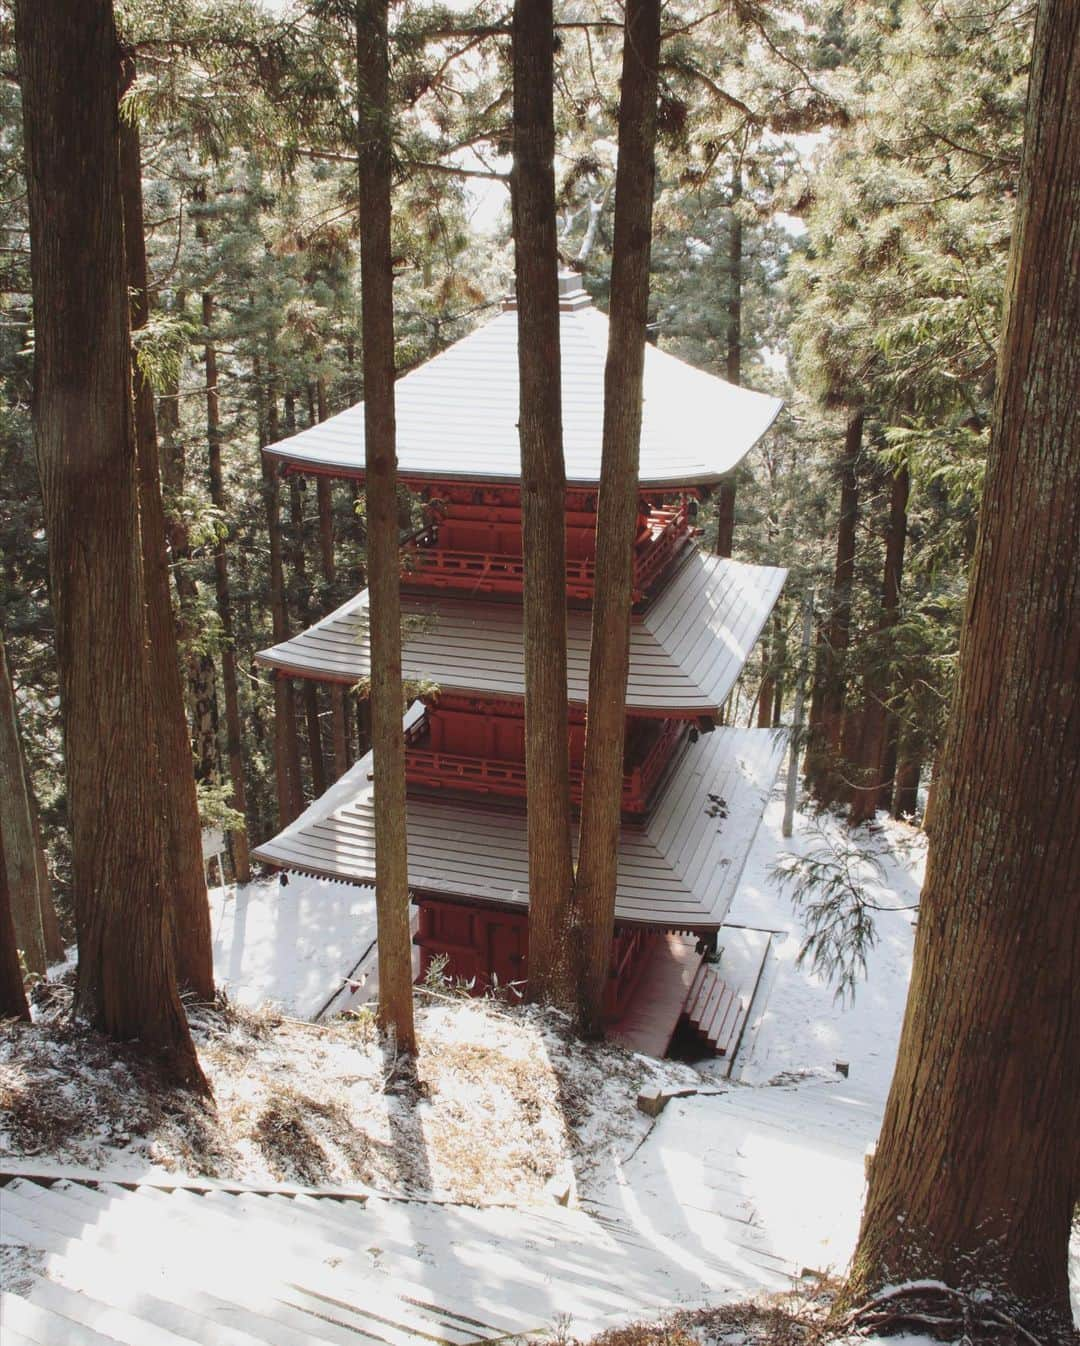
404,705,685,816
400,499,693,604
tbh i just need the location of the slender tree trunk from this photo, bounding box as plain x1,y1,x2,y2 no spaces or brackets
157,317,220,779
756,622,774,729
16,0,204,1085
512,0,575,1012
316,474,349,780
290,477,326,796
892,754,921,819
0,827,31,1021
119,95,215,1000
259,360,304,826
201,292,252,881
806,407,862,801
849,463,908,826
842,5,1079,1333
0,630,48,973
574,0,662,1037
357,0,416,1053
714,169,742,559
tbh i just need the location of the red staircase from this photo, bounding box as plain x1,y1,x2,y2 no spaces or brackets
683,963,746,1057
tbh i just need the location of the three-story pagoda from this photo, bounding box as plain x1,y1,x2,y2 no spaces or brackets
253,274,788,1057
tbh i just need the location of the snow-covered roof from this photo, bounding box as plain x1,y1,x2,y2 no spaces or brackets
255,548,787,718
252,725,786,931
262,291,782,490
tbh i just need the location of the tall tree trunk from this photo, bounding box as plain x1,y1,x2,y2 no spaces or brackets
713,168,742,559
312,377,349,780
317,474,349,780
357,0,416,1054
842,4,1079,1333
806,407,862,801
849,463,908,826
157,317,220,781
0,630,50,973
202,292,252,881
756,620,774,729
119,92,215,1001
574,0,662,1038
0,826,31,1022
892,754,920,819
16,0,204,1085
258,359,304,827
290,477,326,796
512,0,576,1012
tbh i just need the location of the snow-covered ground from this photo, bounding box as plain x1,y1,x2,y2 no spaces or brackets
5,796,1077,1336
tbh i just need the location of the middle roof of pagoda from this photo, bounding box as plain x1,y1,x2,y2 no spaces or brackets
256,548,787,718
251,718,787,931
262,280,783,490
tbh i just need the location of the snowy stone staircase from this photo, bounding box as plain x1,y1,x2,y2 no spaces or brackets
0,1172,728,1344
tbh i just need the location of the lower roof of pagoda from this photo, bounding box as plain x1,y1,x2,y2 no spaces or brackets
251,721,786,931
255,548,787,718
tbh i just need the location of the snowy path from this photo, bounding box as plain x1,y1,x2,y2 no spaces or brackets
1,1171,788,1343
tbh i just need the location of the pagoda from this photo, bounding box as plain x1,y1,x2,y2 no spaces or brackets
252,274,788,1057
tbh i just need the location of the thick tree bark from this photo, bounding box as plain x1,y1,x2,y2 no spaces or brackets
202,292,252,881
0,630,52,973
806,407,862,801
357,0,416,1053
16,0,204,1086
849,462,908,826
574,0,662,1037
120,84,214,999
511,0,576,1012
0,827,31,1022
842,3,1079,1333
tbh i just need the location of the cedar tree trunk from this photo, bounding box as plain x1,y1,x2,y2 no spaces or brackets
357,0,416,1053
0,629,61,973
315,447,349,781
157,339,220,784
16,0,204,1086
120,83,215,998
259,365,304,827
574,0,662,1037
290,477,326,796
511,0,576,1012
0,826,31,1022
806,407,862,802
842,3,1079,1334
202,291,252,881
849,462,908,826
714,169,742,558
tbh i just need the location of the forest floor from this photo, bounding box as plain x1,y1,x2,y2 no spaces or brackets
2,799,1077,1339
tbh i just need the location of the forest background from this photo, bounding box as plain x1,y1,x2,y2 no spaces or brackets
0,0,1030,932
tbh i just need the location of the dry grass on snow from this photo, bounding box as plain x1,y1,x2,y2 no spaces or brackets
0,973,698,1204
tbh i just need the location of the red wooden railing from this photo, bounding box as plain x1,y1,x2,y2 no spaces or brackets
400,500,692,603
404,712,684,815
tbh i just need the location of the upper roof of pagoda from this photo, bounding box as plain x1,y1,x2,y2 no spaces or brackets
251,717,786,931
255,547,787,718
262,275,782,491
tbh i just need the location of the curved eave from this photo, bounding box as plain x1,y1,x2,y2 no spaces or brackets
255,548,788,718
252,725,787,931
260,305,784,491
